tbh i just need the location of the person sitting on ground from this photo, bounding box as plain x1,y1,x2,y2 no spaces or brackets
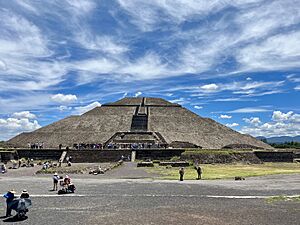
96,166,104,174
3,189,16,217
20,190,29,199
64,175,71,185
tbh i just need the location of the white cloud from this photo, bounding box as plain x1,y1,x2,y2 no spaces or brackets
134,91,142,97
0,115,41,141
117,0,264,31
238,31,300,71
246,77,252,81
76,33,128,55
220,114,232,119
243,117,261,125
213,98,244,102
272,111,293,121
194,105,203,109
0,59,7,70
226,123,239,128
73,101,101,115
51,94,77,104
58,106,72,112
65,0,96,15
295,85,300,91
200,83,219,92
229,107,271,113
119,52,170,80
12,111,36,119
287,74,300,83
241,111,300,137
192,80,284,98
169,97,188,105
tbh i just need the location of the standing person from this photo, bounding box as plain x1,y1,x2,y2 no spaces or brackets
179,167,185,181
1,164,7,173
196,166,202,180
3,189,16,217
53,173,60,191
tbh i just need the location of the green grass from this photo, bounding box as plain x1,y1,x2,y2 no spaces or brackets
146,163,300,180
36,166,89,174
266,195,300,203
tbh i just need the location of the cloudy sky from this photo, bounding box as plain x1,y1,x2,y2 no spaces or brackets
0,0,300,140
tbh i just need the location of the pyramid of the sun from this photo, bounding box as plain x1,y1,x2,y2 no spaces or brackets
7,97,271,149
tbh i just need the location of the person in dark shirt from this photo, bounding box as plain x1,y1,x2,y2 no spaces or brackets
179,167,185,181
3,189,16,217
195,166,202,180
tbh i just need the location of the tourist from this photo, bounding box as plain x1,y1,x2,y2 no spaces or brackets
3,189,16,217
64,175,71,185
179,167,185,181
53,172,60,191
1,164,7,173
20,190,30,199
195,165,202,180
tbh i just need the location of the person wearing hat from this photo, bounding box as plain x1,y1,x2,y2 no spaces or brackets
3,189,16,217
53,172,60,191
20,190,29,199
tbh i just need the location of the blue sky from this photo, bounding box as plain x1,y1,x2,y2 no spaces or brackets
0,0,300,140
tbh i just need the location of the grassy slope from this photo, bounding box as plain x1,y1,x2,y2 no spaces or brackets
146,163,300,180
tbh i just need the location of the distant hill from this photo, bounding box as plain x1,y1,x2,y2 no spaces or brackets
256,136,300,144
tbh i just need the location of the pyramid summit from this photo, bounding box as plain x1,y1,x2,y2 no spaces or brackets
8,97,271,149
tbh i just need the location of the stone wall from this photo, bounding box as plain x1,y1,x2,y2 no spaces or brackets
66,150,132,163
0,151,17,162
254,151,295,162
135,149,184,160
180,151,262,164
16,149,63,160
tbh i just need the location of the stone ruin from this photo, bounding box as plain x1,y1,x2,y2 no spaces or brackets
7,97,271,150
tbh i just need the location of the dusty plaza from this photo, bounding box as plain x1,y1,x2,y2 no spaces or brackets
0,162,300,225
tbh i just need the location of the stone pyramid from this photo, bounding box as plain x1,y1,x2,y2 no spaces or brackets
7,97,271,149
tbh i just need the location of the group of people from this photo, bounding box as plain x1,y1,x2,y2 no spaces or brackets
179,165,202,181
27,142,44,149
2,189,30,217
73,143,103,150
106,142,168,150
52,173,73,192
71,142,170,150
0,158,34,173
